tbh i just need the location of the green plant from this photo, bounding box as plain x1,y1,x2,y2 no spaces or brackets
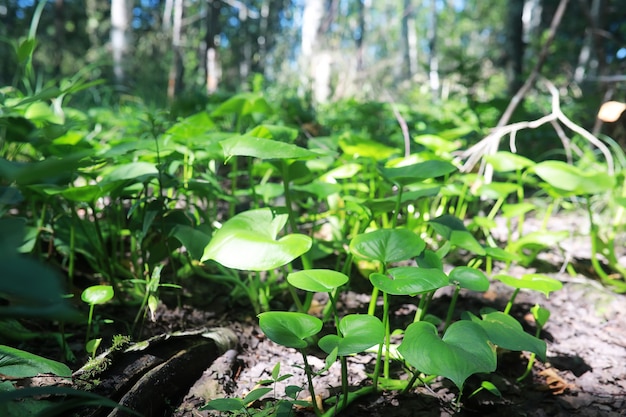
80,285,114,356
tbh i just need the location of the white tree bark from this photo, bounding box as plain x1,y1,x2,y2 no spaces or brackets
301,0,331,103
111,0,130,85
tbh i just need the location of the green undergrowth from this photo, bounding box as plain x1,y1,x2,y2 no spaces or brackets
2,25,626,417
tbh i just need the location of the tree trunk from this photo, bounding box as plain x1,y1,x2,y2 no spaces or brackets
53,0,64,77
355,0,365,72
301,0,332,103
167,0,185,100
427,0,439,98
506,0,525,96
204,0,222,94
400,0,413,80
574,0,604,84
111,0,131,87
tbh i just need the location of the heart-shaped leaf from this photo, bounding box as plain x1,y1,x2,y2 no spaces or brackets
370,267,449,295
494,273,562,297
349,229,425,264
398,321,496,390
287,269,349,293
429,215,485,255
258,312,322,349
468,310,546,361
448,266,489,291
201,208,312,271
318,314,384,356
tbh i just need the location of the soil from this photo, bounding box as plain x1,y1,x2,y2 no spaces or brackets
12,211,626,417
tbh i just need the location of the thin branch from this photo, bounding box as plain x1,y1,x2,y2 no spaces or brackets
384,92,412,158
460,78,614,182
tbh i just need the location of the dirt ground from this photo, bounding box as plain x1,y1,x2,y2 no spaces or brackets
14,211,626,417
167,212,626,417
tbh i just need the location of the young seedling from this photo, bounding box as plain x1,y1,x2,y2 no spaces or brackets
81,285,114,357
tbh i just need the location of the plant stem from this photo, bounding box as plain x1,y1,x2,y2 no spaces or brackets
443,285,461,332
300,350,321,416
504,288,520,315
382,291,390,379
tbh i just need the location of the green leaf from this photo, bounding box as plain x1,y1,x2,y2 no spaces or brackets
17,38,36,63
370,267,449,295
258,312,322,349
485,152,534,172
381,160,457,186
318,314,384,356
494,273,563,297
483,246,521,262
100,162,158,184
468,311,546,361
531,304,551,328
210,93,273,117
220,135,319,160
398,321,496,390
507,230,569,254
0,345,71,378
243,387,273,404
287,269,349,293
501,202,535,218
81,285,114,305
428,215,485,255
365,186,441,213
533,161,614,195
448,266,489,291
169,225,212,260
415,249,443,270
201,208,312,271
349,229,425,263
338,135,398,160
0,256,80,321
247,124,299,143
477,182,519,200
201,397,245,412
0,151,92,185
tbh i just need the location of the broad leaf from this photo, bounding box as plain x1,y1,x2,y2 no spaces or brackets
258,312,322,349
448,266,489,291
398,321,496,390
0,345,71,378
201,208,311,271
349,229,425,264
494,273,562,297
468,311,546,361
81,285,114,305
429,215,485,255
485,152,534,172
220,135,319,160
533,161,614,195
381,160,457,186
370,267,448,295
318,315,384,356
287,269,349,293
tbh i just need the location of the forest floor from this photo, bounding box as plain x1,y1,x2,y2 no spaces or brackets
18,211,626,417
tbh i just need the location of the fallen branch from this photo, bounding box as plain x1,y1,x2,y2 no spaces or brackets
460,78,614,183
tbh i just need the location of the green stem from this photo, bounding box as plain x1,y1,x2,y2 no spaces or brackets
382,291,390,379
300,350,321,416
504,288,520,315
443,285,461,332
392,184,403,229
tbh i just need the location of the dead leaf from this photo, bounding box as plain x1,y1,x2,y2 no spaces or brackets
538,368,575,395
598,101,626,122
